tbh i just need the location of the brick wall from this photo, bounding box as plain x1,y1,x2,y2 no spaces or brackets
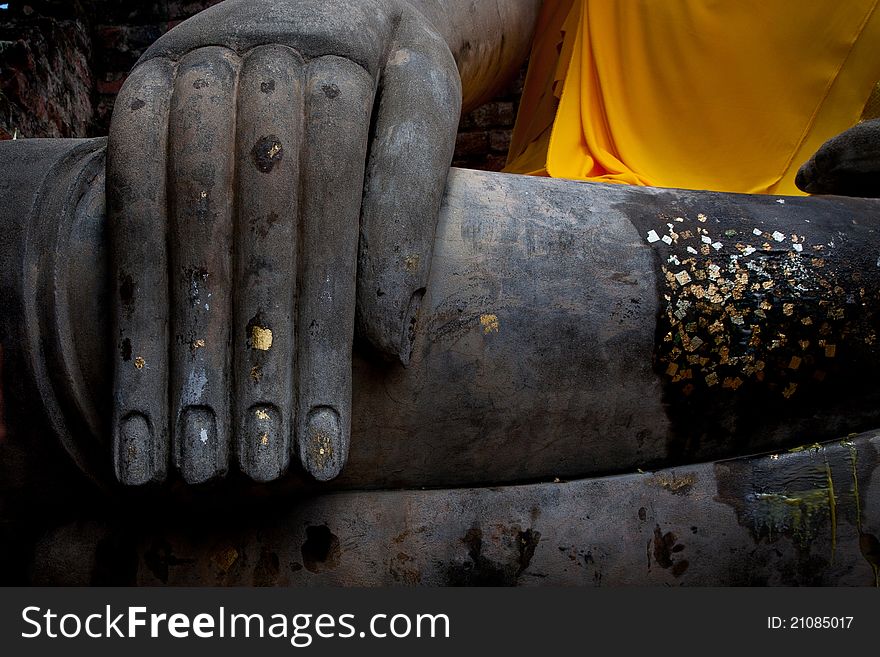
0,2,93,138
0,0,522,170
454,68,524,172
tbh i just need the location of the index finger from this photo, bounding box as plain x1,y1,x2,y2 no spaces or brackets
108,57,174,486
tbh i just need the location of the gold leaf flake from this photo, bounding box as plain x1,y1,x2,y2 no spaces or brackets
480,314,500,334
251,326,273,351
212,546,239,573
723,377,743,391
404,254,420,272
675,270,692,286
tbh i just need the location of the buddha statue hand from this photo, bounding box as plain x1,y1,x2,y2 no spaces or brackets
106,0,462,486
796,118,880,197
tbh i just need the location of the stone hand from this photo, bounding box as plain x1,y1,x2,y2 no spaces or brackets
796,118,880,197
107,0,462,485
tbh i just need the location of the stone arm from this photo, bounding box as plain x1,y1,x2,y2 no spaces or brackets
107,0,542,487
4,139,880,495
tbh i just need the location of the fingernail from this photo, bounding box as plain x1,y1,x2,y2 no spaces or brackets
302,407,343,481
179,406,224,484
240,405,287,482
115,412,157,485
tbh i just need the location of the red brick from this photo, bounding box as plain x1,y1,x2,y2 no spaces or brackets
455,131,489,158
96,77,124,95
489,129,512,153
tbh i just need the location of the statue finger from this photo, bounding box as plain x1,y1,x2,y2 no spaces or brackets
233,45,304,482
356,23,462,364
295,56,374,481
108,57,175,486
167,46,240,484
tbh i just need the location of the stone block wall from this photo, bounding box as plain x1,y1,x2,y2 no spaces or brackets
454,67,525,172
0,2,93,138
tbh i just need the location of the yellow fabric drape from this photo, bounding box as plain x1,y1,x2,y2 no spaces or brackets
506,0,880,195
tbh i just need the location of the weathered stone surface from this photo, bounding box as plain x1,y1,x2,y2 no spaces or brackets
2,138,880,585
3,0,880,588
101,0,543,486
4,139,880,492
797,118,880,197
23,430,880,586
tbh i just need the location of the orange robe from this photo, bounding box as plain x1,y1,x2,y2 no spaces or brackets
505,0,880,195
